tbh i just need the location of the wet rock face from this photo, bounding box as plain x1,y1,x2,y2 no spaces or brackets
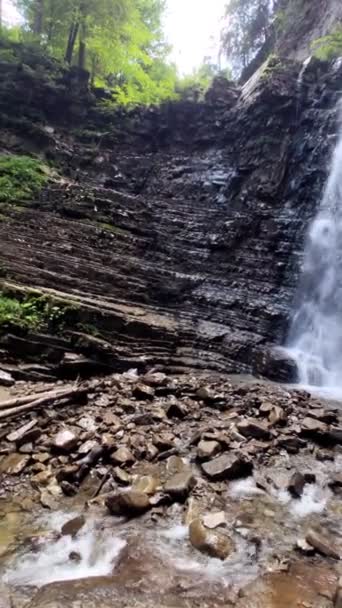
0,56,341,379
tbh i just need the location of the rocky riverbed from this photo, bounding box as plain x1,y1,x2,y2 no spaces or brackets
0,370,342,607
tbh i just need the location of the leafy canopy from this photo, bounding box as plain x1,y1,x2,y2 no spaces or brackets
12,0,178,104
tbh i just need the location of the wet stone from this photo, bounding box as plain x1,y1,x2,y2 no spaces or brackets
288,472,316,498
61,514,86,537
189,518,234,560
113,466,131,485
133,475,160,495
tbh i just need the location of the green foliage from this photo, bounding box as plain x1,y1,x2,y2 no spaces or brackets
0,155,48,203
0,293,65,331
312,27,342,60
12,0,178,105
176,60,231,100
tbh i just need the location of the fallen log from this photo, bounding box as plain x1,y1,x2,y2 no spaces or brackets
0,387,87,421
0,387,75,411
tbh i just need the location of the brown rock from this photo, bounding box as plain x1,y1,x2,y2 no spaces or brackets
237,419,270,440
334,578,342,608
329,473,342,494
133,384,155,400
166,455,187,475
52,430,78,453
78,439,98,455
164,470,195,500
189,518,234,560
106,491,150,517
166,401,188,419
201,453,252,480
184,497,200,525
110,447,135,466
61,515,86,537
197,440,221,460
0,453,30,475
306,529,340,560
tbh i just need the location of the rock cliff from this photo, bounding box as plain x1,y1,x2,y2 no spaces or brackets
0,48,341,379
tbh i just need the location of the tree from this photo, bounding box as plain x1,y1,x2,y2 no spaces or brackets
221,0,275,76
14,0,178,105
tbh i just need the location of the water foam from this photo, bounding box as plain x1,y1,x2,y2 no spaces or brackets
3,512,126,587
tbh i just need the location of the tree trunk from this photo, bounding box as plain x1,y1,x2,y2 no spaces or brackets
65,21,79,64
33,0,44,35
78,1,87,70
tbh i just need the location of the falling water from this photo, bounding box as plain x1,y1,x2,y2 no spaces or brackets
287,105,342,396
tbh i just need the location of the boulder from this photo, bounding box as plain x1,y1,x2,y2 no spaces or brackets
201,453,252,480
189,518,234,560
106,490,150,517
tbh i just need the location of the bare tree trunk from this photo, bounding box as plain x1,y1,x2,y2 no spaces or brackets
78,1,87,70
33,0,44,35
65,21,79,64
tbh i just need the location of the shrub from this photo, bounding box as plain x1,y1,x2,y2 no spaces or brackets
312,27,342,60
0,155,49,203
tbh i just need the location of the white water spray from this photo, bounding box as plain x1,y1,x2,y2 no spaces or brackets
287,104,342,396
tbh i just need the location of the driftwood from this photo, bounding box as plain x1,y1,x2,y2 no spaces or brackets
0,387,76,411
0,386,87,421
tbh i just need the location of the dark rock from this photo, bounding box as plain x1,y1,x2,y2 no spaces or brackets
288,472,315,498
201,453,252,480
61,515,86,537
237,419,270,440
133,384,155,400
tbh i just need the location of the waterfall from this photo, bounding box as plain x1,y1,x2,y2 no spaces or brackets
287,106,342,395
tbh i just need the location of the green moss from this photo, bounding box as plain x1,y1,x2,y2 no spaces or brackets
0,155,49,204
97,222,129,236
